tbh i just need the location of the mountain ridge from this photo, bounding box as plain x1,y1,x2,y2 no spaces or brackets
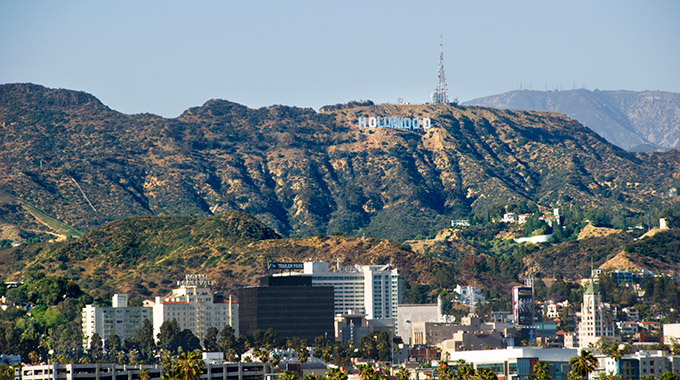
1,83,679,242
464,89,680,151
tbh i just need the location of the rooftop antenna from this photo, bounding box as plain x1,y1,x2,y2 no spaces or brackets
430,34,449,104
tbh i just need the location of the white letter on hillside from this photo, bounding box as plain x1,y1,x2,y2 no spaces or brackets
369,117,377,128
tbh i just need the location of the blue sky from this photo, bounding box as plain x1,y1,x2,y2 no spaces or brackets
1,1,679,117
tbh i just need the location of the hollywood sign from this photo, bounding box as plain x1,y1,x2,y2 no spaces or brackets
358,116,432,131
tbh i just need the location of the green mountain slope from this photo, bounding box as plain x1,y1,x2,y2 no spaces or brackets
1,213,677,302
1,83,679,241
0,212,443,298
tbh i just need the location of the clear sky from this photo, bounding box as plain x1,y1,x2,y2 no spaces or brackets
1,1,679,118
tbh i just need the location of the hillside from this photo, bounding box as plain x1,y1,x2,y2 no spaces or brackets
2,213,677,303
0,212,444,298
464,89,680,151
2,83,680,242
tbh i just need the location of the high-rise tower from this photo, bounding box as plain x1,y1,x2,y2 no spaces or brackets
430,35,449,104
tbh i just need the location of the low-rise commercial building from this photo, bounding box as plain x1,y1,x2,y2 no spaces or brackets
444,347,577,380
20,362,267,380
397,297,443,345
411,315,499,346
21,364,163,380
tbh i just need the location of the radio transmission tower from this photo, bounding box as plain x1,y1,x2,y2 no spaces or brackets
430,34,449,104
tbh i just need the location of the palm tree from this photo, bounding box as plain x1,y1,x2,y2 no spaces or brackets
297,346,309,364
396,368,410,380
476,368,499,380
569,349,598,380
327,367,348,380
456,364,476,380
253,347,271,376
321,346,332,363
171,351,204,380
436,362,455,380
358,364,378,380
533,361,550,380
282,370,300,380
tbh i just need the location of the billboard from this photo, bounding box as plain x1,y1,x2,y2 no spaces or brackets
268,262,304,270
513,286,534,326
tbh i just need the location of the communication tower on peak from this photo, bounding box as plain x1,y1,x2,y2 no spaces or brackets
430,34,449,104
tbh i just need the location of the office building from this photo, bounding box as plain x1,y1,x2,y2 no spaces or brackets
565,280,618,349
81,294,152,349
274,261,401,320
397,297,443,345
238,276,334,341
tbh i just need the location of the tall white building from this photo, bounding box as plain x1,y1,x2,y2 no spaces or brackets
276,261,401,320
82,294,152,348
151,275,238,343
565,280,619,349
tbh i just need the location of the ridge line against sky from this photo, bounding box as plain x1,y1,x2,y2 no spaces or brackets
1,0,679,118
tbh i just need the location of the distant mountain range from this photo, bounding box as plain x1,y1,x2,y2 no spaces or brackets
1,83,679,242
464,89,680,152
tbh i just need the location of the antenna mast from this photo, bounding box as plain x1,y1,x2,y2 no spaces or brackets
430,34,449,104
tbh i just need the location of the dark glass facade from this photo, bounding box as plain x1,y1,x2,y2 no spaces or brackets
238,276,334,342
